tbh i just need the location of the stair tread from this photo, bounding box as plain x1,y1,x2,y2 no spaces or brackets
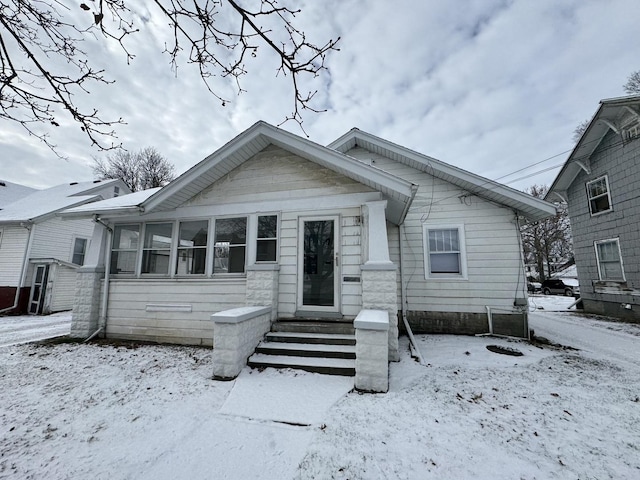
249,353,355,369
258,342,355,353
266,332,355,341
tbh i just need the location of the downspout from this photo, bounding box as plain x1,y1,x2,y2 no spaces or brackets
84,217,113,342
399,223,426,365
0,222,34,315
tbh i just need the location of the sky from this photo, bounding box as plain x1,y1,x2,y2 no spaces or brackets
1,0,639,192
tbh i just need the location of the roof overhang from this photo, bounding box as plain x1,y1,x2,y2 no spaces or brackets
138,122,418,224
329,129,557,222
547,94,640,201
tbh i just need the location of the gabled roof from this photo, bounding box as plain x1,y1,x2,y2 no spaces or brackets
0,180,37,208
547,94,640,201
76,121,418,224
0,179,124,224
329,129,557,222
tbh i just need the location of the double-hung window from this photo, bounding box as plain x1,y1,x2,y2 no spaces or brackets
141,223,173,275
214,217,247,273
111,225,140,274
71,237,88,265
586,176,612,215
423,225,467,279
256,215,278,262
595,238,625,281
176,220,208,275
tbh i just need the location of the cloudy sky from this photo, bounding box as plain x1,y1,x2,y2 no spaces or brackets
1,0,638,192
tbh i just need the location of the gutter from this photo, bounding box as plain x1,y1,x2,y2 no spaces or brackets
84,217,113,342
399,223,425,365
0,222,34,314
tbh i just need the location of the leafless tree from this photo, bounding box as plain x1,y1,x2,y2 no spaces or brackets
623,70,640,95
93,146,175,191
0,1,340,155
572,119,590,143
520,185,573,281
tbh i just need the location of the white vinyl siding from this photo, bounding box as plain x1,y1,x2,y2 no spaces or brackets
595,238,625,281
0,226,29,285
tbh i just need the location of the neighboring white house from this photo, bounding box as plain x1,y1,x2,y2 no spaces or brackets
0,179,129,315
62,122,555,359
0,180,37,208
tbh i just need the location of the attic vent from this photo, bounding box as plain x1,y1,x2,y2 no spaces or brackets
624,123,640,142
69,182,78,185
93,180,101,183
0,182,5,187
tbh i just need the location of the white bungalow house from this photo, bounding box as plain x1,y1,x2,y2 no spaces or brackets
0,179,129,315
62,122,555,390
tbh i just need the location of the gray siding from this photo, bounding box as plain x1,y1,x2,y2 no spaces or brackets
567,130,640,319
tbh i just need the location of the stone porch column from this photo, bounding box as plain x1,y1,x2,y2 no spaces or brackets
70,222,108,338
245,264,280,320
361,201,399,361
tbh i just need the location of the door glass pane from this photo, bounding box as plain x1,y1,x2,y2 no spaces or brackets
303,220,334,306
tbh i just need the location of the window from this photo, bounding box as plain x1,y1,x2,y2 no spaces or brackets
214,217,247,273
423,225,467,278
256,215,278,262
141,223,173,274
595,238,625,281
624,122,640,142
176,220,208,275
586,176,612,215
71,237,88,265
114,186,120,197
111,225,140,274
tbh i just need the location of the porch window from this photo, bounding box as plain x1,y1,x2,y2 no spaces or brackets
595,238,625,281
256,215,278,262
176,220,208,275
214,217,247,273
586,176,612,215
111,224,140,274
423,225,467,279
71,237,88,265
141,223,173,275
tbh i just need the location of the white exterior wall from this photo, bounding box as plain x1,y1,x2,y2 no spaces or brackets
105,279,247,346
346,146,526,314
29,217,94,262
0,225,29,286
49,265,78,312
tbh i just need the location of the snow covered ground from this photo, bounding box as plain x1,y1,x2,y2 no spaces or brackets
1,298,639,479
0,310,71,348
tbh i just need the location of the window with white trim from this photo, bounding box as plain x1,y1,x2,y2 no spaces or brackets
214,217,247,273
175,220,208,275
141,223,173,275
595,238,625,281
256,215,278,262
111,224,140,274
586,176,612,215
71,237,88,265
423,225,467,279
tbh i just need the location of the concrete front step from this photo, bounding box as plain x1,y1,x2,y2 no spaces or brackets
265,331,355,345
247,353,356,376
256,341,356,359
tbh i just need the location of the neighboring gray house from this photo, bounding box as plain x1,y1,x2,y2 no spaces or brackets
61,122,554,390
547,94,640,321
0,179,129,315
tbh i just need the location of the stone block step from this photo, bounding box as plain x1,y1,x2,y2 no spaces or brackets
272,321,355,335
256,341,356,359
248,353,355,376
265,331,355,345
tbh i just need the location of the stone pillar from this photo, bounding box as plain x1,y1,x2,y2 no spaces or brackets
354,309,389,393
245,264,280,320
70,266,104,338
361,200,399,361
70,222,109,339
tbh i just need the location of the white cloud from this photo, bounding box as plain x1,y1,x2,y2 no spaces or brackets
1,0,638,192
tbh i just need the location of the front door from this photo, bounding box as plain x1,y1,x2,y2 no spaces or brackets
298,216,339,313
28,265,49,315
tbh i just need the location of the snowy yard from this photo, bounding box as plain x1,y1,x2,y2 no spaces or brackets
1,299,639,479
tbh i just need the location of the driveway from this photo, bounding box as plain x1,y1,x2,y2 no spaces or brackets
0,311,71,347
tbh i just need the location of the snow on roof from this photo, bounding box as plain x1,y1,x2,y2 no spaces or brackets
0,180,38,208
61,187,161,217
0,179,119,223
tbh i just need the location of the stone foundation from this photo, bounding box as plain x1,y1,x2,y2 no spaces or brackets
404,310,528,338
